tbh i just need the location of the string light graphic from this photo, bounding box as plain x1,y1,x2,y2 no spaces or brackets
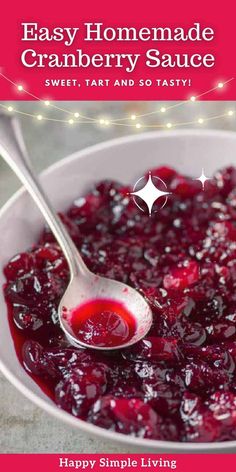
0,102,234,130
0,72,235,130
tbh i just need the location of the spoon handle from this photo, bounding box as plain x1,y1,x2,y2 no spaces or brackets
0,113,89,278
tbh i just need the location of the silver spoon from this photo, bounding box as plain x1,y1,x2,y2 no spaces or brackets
0,114,152,350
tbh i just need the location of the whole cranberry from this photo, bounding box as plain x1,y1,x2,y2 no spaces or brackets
180,392,220,442
4,252,34,281
146,166,177,183
22,340,44,375
88,395,161,439
55,364,108,417
170,175,200,197
122,337,180,362
163,260,199,290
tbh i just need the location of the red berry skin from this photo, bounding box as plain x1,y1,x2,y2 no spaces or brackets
88,395,163,439
163,260,199,290
180,392,220,442
55,364,108,417
170,175,200,197
146,166,177,183
4,253,34,281
122,337,180,362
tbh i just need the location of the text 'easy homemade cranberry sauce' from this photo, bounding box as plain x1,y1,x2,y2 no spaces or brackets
4,165,236,442
67,299,136,347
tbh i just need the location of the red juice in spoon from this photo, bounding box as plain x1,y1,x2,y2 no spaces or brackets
68,298,136,347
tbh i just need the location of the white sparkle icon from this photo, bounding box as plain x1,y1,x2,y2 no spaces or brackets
194,168,211,190
130,173,171,216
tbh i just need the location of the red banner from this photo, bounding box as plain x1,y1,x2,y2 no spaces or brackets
0,454,236,472
0,0,235,100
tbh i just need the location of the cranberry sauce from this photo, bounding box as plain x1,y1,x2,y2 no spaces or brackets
3,166,236,442
67,299,136,347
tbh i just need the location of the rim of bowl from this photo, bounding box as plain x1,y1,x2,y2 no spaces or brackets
1,129,236,451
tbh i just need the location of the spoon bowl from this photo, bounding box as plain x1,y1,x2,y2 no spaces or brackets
59,270,153,350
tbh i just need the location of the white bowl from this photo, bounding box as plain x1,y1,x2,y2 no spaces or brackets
1,129,236,453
